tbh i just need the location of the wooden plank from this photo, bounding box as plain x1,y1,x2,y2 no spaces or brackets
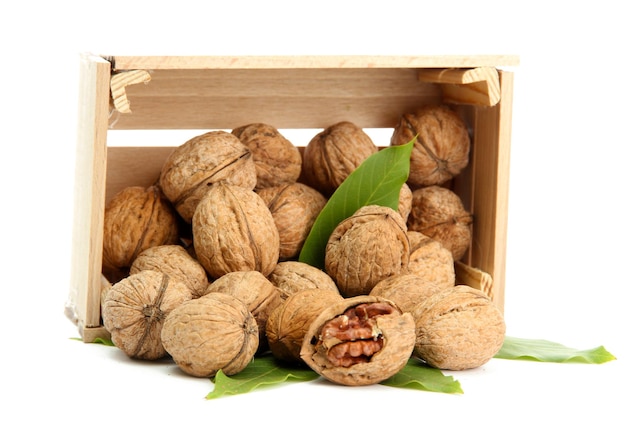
110,69,152,113
109,55,520,70
67,53,111,340
418,67,501,107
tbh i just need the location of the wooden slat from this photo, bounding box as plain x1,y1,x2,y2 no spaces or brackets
67,53,111,340
110,69,152,113
418,67,501,107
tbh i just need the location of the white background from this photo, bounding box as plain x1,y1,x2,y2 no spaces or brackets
1,1,624,421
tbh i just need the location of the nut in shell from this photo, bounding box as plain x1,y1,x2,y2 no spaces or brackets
102,270,192,360
300,295,416,386
411,285,506,370
407,185,472,261
102,185,179,282
406,230,455,291
301,121,378,196
268,261,340,300
192,182,280,279
159,131,257,223
325,205,410,297
369,273,442,315
257,182,327,260
130,244,210,299
161,292,259,377
231,123,302,190
390,104,470,187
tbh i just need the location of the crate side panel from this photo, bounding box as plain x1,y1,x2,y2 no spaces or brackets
109,68,442,130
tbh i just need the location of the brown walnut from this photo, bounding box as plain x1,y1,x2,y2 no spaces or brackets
369,273,442,314
130,244,210,299
301,121,378,196
407,185,472,261
257,182,327,260
102,270,192,360
102,185,179,282
231,123,302,190
192,182,280,279
398,183,413,222
161,292,259,377
268,261,340,300
265,288,343,364
159,130,257,223
300,295,416,386
411,285,506,370
325,205,410,297
390,104,470,187
406,230,456,290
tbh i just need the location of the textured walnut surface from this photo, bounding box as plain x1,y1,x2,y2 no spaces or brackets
406,230,456,290
161,292,259,377
268,261,340,300
411,285,506,370
102,270,192,360
369,273,443,314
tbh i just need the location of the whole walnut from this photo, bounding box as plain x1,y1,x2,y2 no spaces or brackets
265,288,343,364
102,185,179,282
159,130,257,223
161,292,259,377
268,261,340,300
192,182,280,279
407,185,473,261
398,183,413,222
257,182,327,260
301,121,378,196
231,123,302,190
390,104,470,188
102,270,192,360
204,270,282,353
411,285,506,370
130,244,210,299
406,231,455,290
300,295,416,386
325,205,410,297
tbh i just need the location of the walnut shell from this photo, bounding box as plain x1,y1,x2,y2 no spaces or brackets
407,185,472,261
231,123,302,189
102,185,179,282
398,183,413,222
411,285,506,370
102,270,192,360
204,270,282,353
268,261,340,300
159,131,257,223
257,182,327,260
161,292,259,377
325,205,410,297
300,295,416,386
390,104,470,187
192,183,280,279
406,231,455,290
130,244,210,299
369,273,442,314
265,288,343,364
301,121,378,196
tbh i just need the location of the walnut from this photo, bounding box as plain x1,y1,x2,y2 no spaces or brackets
231,123,302,190
407,185,472,261
130,244,210,299
102,270,192,360
369,273,442,314
192,182,280,279
161,292,259,377
257,182,327,260
390,104,470,187
411,285,506,370
325,205,410,297
300,295,416,386
406,231,455,290
265,288,343,364
102,185,179,283
268,261,340,300
301,121,378,196
159,130,257,223
204,270,282,353
398,183,413,222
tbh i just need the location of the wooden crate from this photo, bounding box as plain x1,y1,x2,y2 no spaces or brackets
66,54,518,342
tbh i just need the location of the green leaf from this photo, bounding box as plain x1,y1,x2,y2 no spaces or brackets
494,336,617,364
70,337,115,347
380,358,464,394
206,355,319,399
298,138,415,269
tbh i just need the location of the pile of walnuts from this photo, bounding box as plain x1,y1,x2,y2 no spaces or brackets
100,106,505,386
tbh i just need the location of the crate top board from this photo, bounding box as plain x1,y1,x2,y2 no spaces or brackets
102,54,520,130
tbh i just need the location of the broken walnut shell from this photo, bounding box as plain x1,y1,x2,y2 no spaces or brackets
300,295,416,386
